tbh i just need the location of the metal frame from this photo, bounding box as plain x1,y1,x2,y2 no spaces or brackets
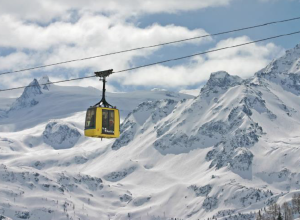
85,107,96,130
93,69,115,108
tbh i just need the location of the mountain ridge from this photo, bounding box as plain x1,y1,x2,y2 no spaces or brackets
0,43,300,219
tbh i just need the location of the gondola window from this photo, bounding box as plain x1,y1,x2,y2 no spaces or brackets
102,109,114,134
85,108,96,129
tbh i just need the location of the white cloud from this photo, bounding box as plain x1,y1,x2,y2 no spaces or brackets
0,35,283,93
0,13,210,90
0,14,209,51
0,0,232,22
0,52,35,70
111,36,283,88
0,0,284,93
206,37,280,59
49,36,283,90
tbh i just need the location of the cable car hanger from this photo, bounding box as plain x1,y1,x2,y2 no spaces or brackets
93,69,115,109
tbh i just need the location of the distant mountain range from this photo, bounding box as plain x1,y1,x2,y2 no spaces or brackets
0,43,300,220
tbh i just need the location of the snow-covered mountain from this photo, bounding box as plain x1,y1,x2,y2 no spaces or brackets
1,43,300,220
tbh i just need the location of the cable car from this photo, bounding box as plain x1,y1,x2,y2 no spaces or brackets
84,69,120,138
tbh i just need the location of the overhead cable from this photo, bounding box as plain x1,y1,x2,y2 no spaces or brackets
1,30,300,92
0,16,300,76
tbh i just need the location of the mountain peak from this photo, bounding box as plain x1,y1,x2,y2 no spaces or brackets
257,42,300,76
207,71,242,87
9,79,42,111
201,71,242,94
38,75,51,90
210,71,229,78
22,79,42,98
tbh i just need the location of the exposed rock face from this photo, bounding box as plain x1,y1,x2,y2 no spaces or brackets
43,120,81,149
9,76,51,111
104,166,136,182
15,211,30,219
201,71,243,95
120,194,132,203
112,99,178,150
115,71,264,176
224,186,273,207
0,215,13,220
188,184,212,197
38,76,51,90
256,43,300,95
58,173,103,191
257,43,300,76
10,79,42,111
203,196,218,211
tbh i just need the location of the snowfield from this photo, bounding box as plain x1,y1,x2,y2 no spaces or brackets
0,43,300,220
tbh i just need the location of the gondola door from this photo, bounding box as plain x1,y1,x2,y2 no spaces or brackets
101,109,115,135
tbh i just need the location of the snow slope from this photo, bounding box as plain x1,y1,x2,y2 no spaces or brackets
1,43,300,220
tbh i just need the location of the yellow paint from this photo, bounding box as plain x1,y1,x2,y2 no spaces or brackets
84,107,120,138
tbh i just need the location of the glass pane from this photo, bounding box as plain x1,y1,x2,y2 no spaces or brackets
85,108,96,129
102,109,114,134
108,111,114,132
102,110,108,132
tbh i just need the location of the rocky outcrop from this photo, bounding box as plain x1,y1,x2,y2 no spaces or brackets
38,76,51,90
43,120,81,149
9,76,51,111
9,79,42,111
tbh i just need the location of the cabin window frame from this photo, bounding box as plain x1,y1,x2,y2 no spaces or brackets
85,108,96,130
102,109,115,135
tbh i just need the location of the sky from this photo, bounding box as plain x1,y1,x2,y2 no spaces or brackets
0,0,299,97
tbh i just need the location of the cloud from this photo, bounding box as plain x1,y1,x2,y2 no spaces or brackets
0,13,210,91
0,0,284,94
49,36,282,91
0,14,209,51
0,51,35,71
0,34,283,94
111,36,283,88
0,0,233,22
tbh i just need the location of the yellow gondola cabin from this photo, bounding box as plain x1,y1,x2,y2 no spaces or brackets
84,69,120,139
85,107,120,138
